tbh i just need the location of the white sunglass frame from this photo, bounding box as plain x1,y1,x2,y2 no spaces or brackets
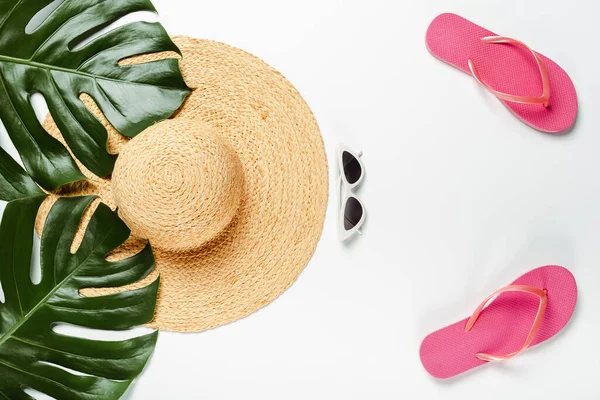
338,144,366,241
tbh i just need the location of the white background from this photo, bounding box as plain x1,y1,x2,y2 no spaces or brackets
2,0,599,399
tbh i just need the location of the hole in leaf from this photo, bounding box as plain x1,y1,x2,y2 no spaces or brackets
24,387,55,400
0,276,5,303
0,198,6,301
54,180,100,197
25,0,66,35
0,199,6,219
30,231,42,285
53,323,154,341
69,11,158,52
118,50,181,68
30,91,49,126
70,198,101,255
0,199,4,301
0,116,23,169
38,361,92,377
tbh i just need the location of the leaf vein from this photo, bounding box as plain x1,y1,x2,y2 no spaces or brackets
0,359,76,394
11,227,24,318
94,79,123,119
12,336,151,362
0,0,23,34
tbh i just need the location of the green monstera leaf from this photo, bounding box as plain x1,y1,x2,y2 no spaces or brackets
0,0,190,191
0,195,159,399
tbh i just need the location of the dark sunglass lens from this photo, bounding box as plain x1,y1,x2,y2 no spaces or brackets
342,151,362,184
344,197,363,231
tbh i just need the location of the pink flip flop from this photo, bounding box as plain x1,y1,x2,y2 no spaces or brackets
420,266,577,379
426,13,578,134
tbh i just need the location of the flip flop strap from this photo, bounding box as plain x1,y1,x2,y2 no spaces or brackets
465,284,548,362
468,36,551,108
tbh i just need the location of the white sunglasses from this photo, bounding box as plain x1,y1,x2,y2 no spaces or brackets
338,144,366,241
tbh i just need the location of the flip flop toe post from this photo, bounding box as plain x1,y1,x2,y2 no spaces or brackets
420,266,577,379
426,13,578,134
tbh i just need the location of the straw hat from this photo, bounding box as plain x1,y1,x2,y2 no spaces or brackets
35,37,329,332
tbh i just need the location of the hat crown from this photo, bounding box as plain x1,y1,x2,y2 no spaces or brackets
112,119,244,252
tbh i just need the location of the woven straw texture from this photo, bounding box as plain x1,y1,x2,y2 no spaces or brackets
36,37,329,332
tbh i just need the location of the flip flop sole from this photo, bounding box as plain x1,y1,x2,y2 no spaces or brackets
420,265,577,379
426,13,578,134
